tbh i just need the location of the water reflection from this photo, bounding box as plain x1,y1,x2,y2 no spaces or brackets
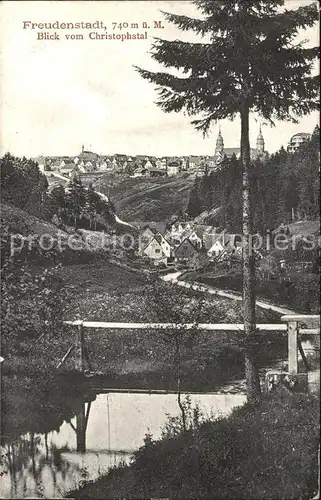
0,392,246,498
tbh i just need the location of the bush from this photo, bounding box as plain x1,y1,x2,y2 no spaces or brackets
0,257,70,356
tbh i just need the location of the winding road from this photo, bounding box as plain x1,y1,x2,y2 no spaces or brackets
161,270,298,316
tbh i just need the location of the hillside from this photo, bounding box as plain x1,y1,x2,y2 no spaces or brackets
283,219,320,236
0,202,112,261
95,174,194,222
0,202,70,238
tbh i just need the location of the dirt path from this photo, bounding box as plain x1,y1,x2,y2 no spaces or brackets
161,271,298,316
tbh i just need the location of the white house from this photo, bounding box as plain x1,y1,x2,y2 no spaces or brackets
207,238,225,258
167,164,180,177
60,165,77,178
144,160,154,170
139,227,155,254
97,161,108,171
143,233,172,259
208,233,243,258
160,158,167,169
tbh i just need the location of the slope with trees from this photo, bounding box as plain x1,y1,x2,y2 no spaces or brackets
0,153,115,232
187,126,320,233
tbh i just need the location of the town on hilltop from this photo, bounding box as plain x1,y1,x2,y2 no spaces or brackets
34,127,312,179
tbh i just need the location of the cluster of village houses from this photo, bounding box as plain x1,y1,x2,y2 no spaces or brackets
137,221,243,269
36,127,272,180
36,146,220,179
136,220,318,275
36,129,313,182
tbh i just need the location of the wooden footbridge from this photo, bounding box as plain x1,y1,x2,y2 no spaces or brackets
61,315,320,387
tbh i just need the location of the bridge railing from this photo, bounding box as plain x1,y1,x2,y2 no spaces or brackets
63,315,320,376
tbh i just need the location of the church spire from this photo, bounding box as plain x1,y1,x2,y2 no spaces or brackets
82,144,84,153
256,124,265,152
215,125,224,156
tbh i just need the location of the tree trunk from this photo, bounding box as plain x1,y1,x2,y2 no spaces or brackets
291,207,295,222
175,337,186,431
240,105,261,404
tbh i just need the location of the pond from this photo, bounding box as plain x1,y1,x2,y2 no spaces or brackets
0,384,246,499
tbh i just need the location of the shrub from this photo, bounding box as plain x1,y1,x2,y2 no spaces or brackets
0,257,70,356
67,392,320,500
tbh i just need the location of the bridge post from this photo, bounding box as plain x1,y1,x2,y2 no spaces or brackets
287,321,299,374
74,321,85,373
76,402,86,452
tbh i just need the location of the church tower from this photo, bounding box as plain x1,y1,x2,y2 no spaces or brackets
215,126,224,157
256,125,265,152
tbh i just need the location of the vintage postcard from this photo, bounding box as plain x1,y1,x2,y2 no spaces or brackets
0,1,320,499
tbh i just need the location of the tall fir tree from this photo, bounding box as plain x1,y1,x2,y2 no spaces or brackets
86,183,101,230
136,0,319,403
66,175,87,230
45,184,66,220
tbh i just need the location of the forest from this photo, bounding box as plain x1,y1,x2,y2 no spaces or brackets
0,152,114,231
187,125,320,233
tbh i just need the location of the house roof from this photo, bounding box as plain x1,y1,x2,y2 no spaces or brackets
61,162,77,169
177,222,192,230
139,222,167,234
143,235,162,252
176,237,199,253
180,229,194,240
154,234,164,245
291,132,311,139
194,225,216,238
60,167,76,173
143,232,172,252
201,156,216,164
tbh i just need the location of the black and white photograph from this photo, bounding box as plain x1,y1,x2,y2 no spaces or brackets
0,1,320,498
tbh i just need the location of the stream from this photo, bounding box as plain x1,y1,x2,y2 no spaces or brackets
0,273,316,498
0,380,246,499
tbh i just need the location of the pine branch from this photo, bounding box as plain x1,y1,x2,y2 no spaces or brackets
159,10,213,36
150,37,237,76
136,0,319,129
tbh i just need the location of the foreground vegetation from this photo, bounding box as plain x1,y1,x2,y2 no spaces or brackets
1,253,286,393
68,390,320,499
187,267,320,314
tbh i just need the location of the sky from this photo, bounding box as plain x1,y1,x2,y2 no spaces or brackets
0,0,319,158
